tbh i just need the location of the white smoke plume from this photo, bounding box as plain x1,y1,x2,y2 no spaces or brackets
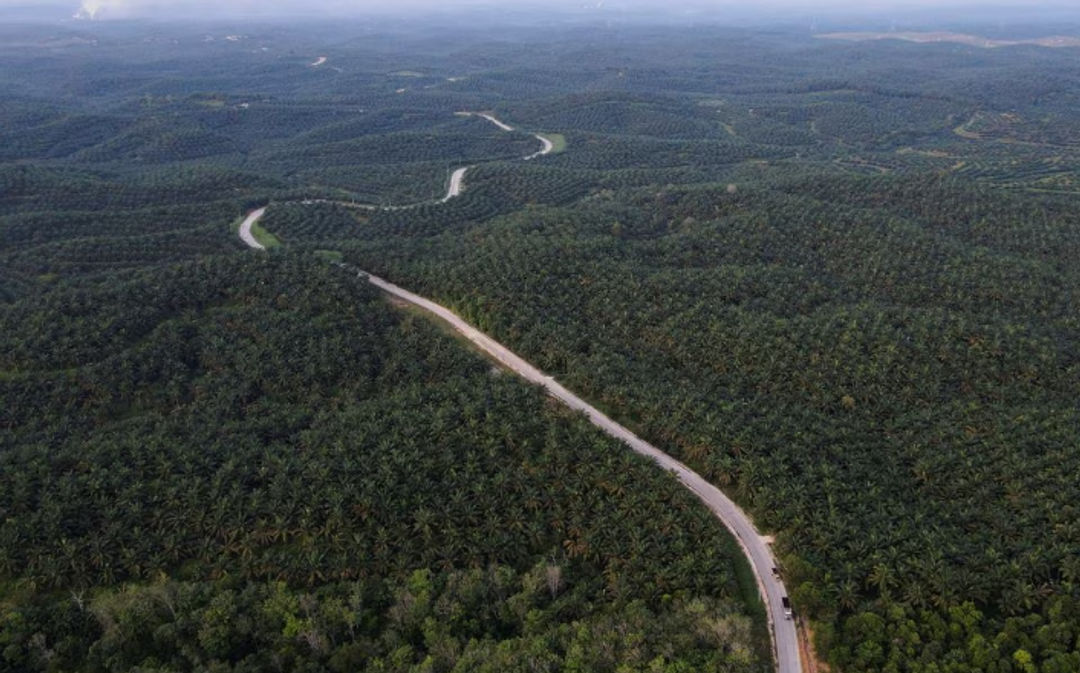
74,0,149,20
68,0,472,20
73,0,239,20
71,0,344,20
74,0,105,19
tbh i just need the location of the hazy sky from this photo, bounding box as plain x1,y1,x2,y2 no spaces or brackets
3,0,1078,21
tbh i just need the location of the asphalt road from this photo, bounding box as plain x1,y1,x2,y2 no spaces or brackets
235,106,800,668
360,270,803,673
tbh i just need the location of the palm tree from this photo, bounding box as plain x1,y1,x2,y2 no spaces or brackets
867,563,895,601
836,578,860,612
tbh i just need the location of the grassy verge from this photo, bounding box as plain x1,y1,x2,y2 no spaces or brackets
230,210,282,249
730,542,773,664
250,219,283,249
383,294,498,366
538,133,567,154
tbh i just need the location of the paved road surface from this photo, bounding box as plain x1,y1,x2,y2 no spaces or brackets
287,113,550,213
360,270,803,673
476,112,515,131
302,165,468,210
236,208,802,672
470,112,554,160
441,166,470,201
235,101,798,666
238,207,267,250
524,134,555,160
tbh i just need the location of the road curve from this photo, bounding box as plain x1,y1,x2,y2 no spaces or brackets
465,111,554,160
303,164,468,211
233,208,800,672
441,166,470,201
293,113,550,213
524,134,554,160
238,207,267,250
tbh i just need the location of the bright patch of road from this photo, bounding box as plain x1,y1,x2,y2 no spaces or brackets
238,207,267,250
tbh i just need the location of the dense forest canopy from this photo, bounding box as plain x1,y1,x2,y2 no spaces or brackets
0,252,770,672
1,16,1079,673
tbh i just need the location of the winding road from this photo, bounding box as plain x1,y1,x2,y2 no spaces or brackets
469,111,554,161
234,110,802,673
237,205,802,673
524,135,554,161
300,113,552,212
424,112,554,202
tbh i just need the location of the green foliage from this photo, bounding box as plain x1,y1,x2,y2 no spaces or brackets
3,19,1080,673
0,254,767,672
0,572,761,673
341,168,1080,670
